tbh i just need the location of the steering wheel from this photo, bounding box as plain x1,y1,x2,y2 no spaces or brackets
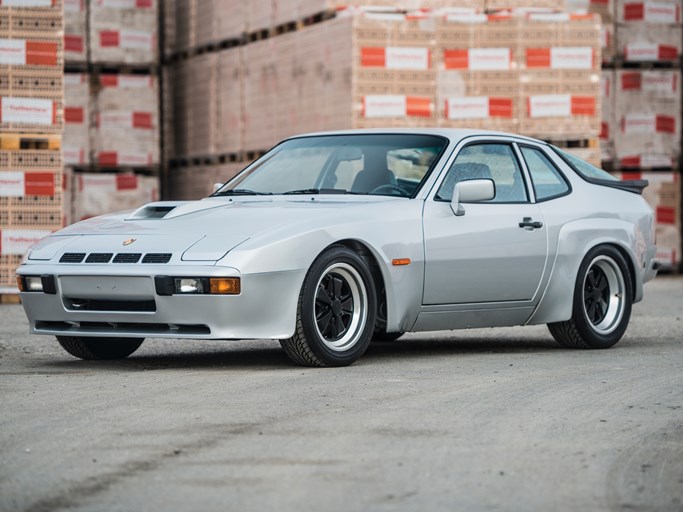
370,184,408,197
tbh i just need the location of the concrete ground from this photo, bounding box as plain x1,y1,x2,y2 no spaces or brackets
0,276,681,512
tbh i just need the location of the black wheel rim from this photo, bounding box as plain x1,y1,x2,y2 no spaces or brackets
312,263,368,352
315,272,354,341
584,266,609,325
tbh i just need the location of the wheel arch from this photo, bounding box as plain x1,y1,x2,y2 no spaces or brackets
324,238,390,332
527,219,642,326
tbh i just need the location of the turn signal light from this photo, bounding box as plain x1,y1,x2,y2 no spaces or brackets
210,277,240,295
392,258,411,266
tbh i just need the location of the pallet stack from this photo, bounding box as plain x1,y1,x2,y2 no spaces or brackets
0,0,64,293
61,0,160,224
599,0,683,269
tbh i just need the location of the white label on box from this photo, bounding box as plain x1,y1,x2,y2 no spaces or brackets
0,0,52,6
63,146,85,165
100,0,136,8
385,47,429,70
447,97,489,119
528,94,571,118
64,0,83,12
64,73,85,86
1,229,52,256
117,152,151,166
625,43,658,61
1,97,54,125
0,39,26,65
118,75,152,88
81,174,116,192
641,71,678,94
623,113,656,134
640,154,673,168
551,47,593,69
528,12,571,21
445,13,488,23
468,48,511,71
99,111,131,129
120,30,154,50
644,1,679,23
364,95,406,118
0,172,24,197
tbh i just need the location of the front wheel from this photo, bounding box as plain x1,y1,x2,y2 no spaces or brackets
548,245,632,349
56,336,144,360
280,246,377,367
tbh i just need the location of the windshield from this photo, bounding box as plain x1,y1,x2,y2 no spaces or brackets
552,146,618,182
214,134,448,197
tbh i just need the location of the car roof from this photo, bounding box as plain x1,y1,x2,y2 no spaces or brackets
284,128,548,146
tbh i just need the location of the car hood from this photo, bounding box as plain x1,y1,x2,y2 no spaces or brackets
32,196,397,262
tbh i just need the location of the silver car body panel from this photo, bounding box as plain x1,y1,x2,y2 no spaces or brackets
16,128,657,340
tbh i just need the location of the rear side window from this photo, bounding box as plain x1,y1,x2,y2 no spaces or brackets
553,146,618,182
520,146,570,201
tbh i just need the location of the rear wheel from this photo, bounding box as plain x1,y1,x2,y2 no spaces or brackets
280,246,377,367
548,245,632,349
56,336,144,360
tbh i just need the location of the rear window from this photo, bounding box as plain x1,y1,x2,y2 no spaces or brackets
552,146,618,182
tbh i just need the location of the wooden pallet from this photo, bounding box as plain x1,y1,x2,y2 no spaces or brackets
0,132,61,151
0,294,21,305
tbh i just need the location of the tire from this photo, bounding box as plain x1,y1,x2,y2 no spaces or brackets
548,245,632,349
56,336,144,360
280,246,377,367
373,331,404,342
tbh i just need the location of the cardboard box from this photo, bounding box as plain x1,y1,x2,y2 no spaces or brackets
169,162,245,200
64,0,86,63
600,69,614,161
63,72,90,166
613,69,681,167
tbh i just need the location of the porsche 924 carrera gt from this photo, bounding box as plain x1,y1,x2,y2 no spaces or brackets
16,129,658,366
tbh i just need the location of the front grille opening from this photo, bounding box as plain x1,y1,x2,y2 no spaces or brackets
113,253,142,263
85,253,113,263
65,298,156,312
60,253,86,263
35,320,211,335
142,253,172,264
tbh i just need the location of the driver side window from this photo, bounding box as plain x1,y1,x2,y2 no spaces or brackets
436,143,528,203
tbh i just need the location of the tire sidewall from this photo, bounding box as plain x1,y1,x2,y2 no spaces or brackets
573,245,633,349
299,247,377,366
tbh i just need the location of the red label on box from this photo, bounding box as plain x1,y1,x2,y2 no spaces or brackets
658,45,679,60
25,172,55,196
98,152,118,166
64,106,84,124
655,115,675,133
623,2,645,20
600,121,609,139
64,35,84,53
526,48,551,68
621,171,642,180
361,47,385,67
100,31,120,48
443,49,469,69
100,75,119,87
116,174,138,190
136,0,152,6
132,112,152,129
406,97,432,117
25,41,58,66
621,72,642,90
570,96,596,115
489,98,513,117
657,206,677,224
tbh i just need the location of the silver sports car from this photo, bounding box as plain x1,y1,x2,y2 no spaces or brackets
16,129,658,367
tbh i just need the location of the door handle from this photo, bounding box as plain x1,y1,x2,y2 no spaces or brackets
519,217,543,229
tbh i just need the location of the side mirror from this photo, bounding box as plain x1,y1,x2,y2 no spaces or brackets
450,179,495,216
213,182,223,192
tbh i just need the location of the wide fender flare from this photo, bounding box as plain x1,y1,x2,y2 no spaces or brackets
527,217,642,326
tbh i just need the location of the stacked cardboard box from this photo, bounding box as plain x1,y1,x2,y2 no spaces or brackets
436,12,519,133
89,0,158,65
64,0,87,63
63,73,90,166
518,12,601,139
613,69,681,168
599,70,614,161
68,171,159,222
615,0,682,62
0,0,64,291
91,74,160,167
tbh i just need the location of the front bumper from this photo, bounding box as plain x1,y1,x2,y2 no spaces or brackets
17,264,306,340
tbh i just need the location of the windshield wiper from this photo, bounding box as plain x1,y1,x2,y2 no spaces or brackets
283,188,349,195
213,189,272,196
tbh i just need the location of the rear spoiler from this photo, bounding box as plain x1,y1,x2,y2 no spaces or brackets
594,178,649,195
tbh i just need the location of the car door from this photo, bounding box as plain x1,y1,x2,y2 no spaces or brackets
422,141,549,305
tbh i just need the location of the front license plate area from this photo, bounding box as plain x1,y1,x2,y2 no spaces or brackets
59,276,155,300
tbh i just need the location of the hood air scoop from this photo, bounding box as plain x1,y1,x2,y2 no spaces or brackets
129,204,178,219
